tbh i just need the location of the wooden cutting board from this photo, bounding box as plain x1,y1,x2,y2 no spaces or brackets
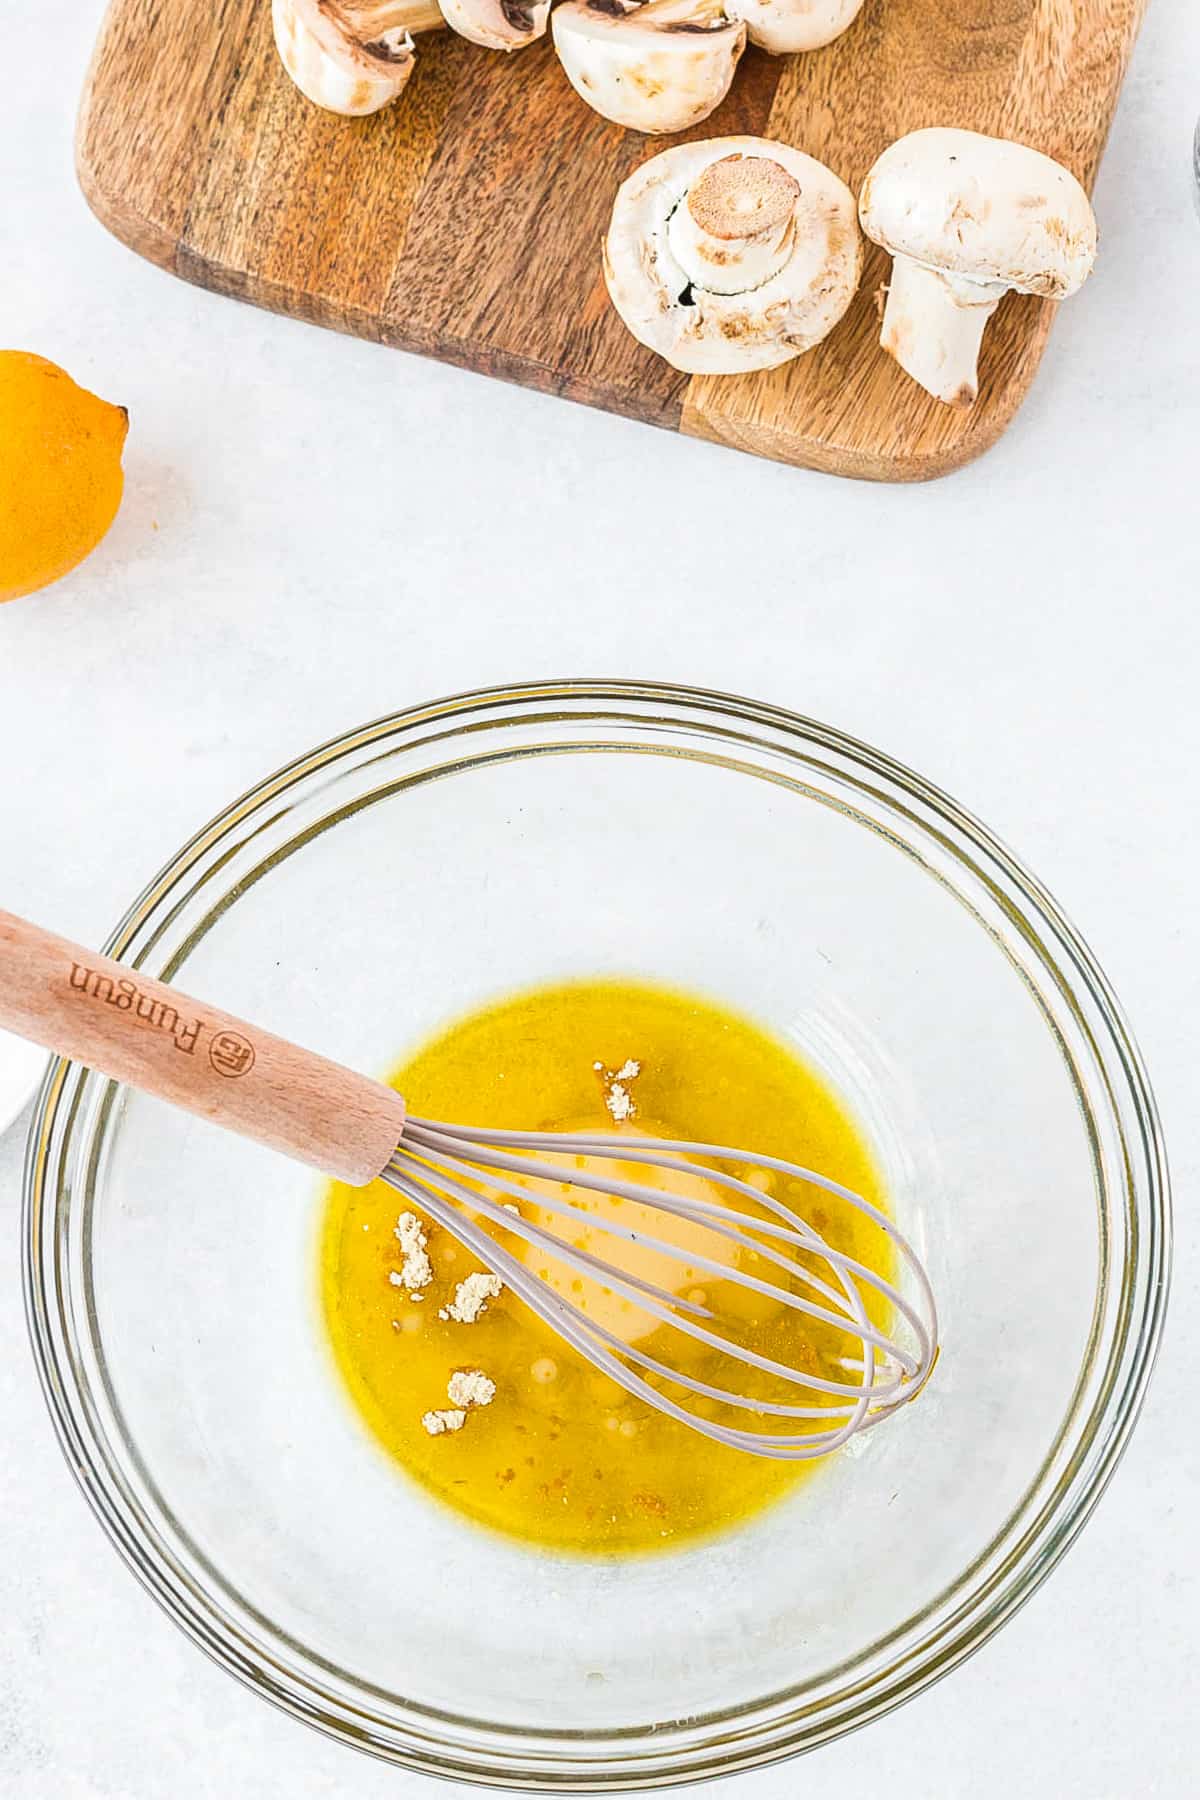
77,0,1146,481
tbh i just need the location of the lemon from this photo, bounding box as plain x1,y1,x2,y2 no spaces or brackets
0,351,128,603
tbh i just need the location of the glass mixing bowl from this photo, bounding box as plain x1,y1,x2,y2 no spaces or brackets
23,682,1169,1788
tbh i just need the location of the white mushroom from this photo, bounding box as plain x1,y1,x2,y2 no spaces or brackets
552,0,746,137
725,0,864,54
604,137,863,374
859,127,1098,408
440,0,551,51
272,0,443,116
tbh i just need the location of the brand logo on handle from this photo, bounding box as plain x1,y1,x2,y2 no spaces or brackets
209,1031,256,1079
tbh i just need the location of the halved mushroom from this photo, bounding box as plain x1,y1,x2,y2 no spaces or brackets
272,0,443,115
859,127,1098,408
552,0,746,137
440,0,551,51
604,137,863,374
726,0,864,54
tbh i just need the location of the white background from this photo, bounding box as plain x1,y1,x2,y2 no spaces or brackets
2,1,1197,1794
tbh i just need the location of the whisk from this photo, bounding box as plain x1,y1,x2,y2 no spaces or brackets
0,908,937,1459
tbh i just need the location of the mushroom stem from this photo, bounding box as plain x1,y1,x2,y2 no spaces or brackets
344,0,445,32
667,155,800,295
880,256,1006,409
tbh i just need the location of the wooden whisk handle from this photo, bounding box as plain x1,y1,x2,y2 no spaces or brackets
0,909,407,1184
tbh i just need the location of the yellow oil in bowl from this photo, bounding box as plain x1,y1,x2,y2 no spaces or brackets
320,979,891,1554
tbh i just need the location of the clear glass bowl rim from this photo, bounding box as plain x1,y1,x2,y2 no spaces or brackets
21,679,1172,1791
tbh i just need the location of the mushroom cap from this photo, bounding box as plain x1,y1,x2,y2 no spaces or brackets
859,127,1097,299
604,137,863,375
552,0,746,137
273,0,416,115
726,0,864,56
440,0,550,51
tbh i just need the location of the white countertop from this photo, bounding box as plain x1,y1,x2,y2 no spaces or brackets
2,1,1198,1793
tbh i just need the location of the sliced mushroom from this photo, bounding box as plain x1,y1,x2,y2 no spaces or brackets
440,0,551,51
859,127,1098,408
552,0,746,137
272,0,443,116
725,0,864,54
604,137,863,374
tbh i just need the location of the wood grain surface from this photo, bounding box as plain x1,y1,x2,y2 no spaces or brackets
77,0,1146,481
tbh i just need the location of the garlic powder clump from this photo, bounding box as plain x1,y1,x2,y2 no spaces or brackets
439,1271,503,1323
422,1372,495,1439
421,1408,467,1437
393,1211,433,1291
448,1369,497,1409
595,1057,642,1122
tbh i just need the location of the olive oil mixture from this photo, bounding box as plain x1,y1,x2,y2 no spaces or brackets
321,981,893,1554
